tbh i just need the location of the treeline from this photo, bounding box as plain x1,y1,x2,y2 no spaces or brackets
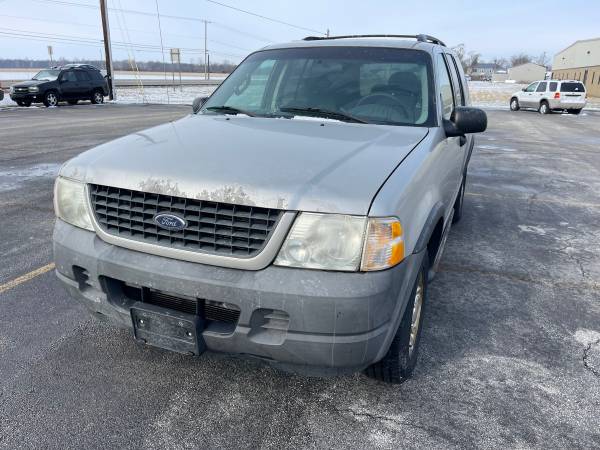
0,58,237,73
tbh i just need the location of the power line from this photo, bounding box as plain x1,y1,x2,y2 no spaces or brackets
28,0,275,43
206,0,326,35
0,13,255,52
0,27,246,58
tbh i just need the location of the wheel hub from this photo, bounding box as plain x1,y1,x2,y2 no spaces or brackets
409,272,424,355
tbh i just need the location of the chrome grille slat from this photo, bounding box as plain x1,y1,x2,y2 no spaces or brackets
90,184,283,257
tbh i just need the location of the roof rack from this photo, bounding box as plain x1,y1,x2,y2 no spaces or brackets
302,34,446,47
62,63,101,70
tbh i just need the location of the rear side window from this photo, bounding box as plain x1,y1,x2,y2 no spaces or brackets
536,82,547,92
560,82,585,92
549,82,558,91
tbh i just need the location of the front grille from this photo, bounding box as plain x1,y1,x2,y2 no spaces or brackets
144,290,241,324
90,184,283,257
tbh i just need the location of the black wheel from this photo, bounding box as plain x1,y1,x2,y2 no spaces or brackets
510,97,520,111
91,90,104,104
16,100,31,107
567,108,582,115
539,101,551,115
43,91,59,107
365,252,429,384
67,99,79,105
452,175,466,224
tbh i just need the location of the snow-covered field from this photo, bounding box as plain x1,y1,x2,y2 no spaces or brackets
2,81,599,110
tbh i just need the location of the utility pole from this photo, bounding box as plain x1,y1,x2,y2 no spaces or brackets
203,20,210,80
99,0,116,100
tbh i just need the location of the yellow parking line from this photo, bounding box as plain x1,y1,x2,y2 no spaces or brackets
0,263,55,295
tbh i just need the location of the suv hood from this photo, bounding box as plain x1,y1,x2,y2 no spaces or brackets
61,115,428,215
12,80,50,88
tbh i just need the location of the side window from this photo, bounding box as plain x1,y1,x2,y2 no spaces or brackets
524,82,539,92
75,71,90,82
61,71,77,83
436,53,455,119
445,54,465,106
536,82,547,92
549,82,558,91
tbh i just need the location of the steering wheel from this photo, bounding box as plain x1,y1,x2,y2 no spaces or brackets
355,93,409,118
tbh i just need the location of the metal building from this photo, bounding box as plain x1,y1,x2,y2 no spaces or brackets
507,63,546,84
553,38,600,97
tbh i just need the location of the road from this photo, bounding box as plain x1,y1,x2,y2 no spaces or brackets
1,104,599,449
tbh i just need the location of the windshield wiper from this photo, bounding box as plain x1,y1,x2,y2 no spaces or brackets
205,105,256,117
279,107,369,124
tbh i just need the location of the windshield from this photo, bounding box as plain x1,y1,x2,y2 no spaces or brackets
202,47,435,127
32,69,60,81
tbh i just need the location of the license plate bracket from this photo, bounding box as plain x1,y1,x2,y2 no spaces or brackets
131,302,205,355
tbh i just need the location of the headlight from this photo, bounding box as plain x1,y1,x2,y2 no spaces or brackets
274,214,405,272
54,177,94,231
28,86,39,92
275,213,366,271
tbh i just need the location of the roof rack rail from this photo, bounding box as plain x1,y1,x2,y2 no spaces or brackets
303,34,446,47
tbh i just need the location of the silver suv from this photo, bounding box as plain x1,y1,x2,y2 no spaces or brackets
53,34,487,383
510,79,587,115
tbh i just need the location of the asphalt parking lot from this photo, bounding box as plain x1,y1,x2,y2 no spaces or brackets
1,104,599,449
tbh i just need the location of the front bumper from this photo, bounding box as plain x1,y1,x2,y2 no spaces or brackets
10,93,41,102
53,220,422,373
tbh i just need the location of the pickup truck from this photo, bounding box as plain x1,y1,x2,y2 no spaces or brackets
53,34,487,383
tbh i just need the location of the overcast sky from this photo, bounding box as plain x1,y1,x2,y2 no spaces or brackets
0,0,598,64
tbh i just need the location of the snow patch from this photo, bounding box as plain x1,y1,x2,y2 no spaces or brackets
574,329,600,346
518,225,554,236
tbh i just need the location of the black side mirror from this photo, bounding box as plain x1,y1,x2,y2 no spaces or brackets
192,96,209,114
444,106,487,137
522,88,527,92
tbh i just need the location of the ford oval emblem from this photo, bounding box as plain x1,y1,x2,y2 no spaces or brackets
153,213,187,231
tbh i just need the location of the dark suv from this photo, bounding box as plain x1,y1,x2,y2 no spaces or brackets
10,64,109,107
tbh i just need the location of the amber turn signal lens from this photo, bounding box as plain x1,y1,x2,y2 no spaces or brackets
361,217,404,271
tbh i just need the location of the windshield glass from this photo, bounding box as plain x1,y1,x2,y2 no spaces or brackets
32,69,60,81
202,47,435,127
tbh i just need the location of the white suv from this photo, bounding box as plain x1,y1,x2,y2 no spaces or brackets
510,80,586,115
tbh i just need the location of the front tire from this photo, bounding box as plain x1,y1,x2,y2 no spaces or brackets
567,108,582,115
43,91,59,107
365,253,429,384
510,97,520,111
539,101,551,115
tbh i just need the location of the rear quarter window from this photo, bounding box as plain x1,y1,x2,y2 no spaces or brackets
560,82,585,92
549,82,558,91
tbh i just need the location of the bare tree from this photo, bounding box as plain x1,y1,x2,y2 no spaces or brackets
533,52,549,68
465,52,481,72
492,57,508,70
451,44,467,70
510,53,532,67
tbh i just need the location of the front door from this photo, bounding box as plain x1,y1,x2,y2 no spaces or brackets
520,82,539,107
59,70,79,99
435,52,464,214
